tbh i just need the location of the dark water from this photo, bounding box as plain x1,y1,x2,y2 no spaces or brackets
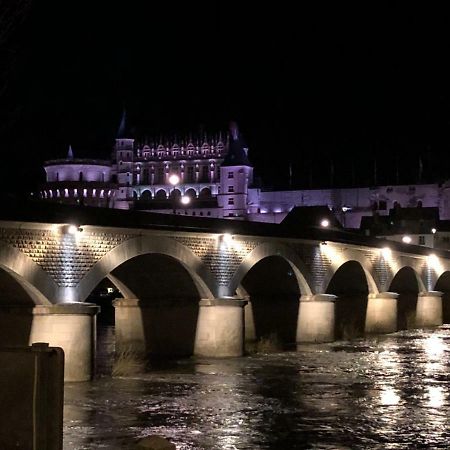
64,327,450,449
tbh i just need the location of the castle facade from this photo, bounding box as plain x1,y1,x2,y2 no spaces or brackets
39,117,450,232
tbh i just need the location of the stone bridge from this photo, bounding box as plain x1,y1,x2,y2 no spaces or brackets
1,203,450,381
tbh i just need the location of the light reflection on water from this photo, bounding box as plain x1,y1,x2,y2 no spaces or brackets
64,327,450,449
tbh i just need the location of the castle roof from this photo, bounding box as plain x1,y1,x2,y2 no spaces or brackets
116,110,132,139
221,122,252,167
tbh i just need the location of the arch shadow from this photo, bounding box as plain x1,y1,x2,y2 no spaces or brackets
241,255,301,346
325,260,371,340
111,253,201,357
0,266,51,347
435,271,450,324
389,266,423,330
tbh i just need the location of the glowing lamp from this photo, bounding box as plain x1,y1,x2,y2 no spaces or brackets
68,225,78,235
431,228,437,234
181,195,190,205
320,219,330,228
381,247,391,258
168,174,180,185
63,224,83,235
222,233,233,244
402,235,412,244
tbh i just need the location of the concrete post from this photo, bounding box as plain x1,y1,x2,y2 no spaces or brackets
416,291,443,328
30,303,99,382
194,297,247,357
297,294,336,343
365,292,398,334
113,298,146,354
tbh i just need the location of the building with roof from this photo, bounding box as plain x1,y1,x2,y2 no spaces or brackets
38,114,450,243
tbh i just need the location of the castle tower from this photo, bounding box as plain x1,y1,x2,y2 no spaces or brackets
114,110,134,209
218,122,253,219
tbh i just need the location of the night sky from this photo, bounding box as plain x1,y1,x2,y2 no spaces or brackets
2,2,450,194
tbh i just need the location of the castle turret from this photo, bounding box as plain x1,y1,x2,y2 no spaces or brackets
114,110,135,209
40,145,114,207
218,122,253,219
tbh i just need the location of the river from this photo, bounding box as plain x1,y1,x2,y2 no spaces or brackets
63,326,450,449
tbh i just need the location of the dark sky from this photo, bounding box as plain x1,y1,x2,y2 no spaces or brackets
2,2,450,194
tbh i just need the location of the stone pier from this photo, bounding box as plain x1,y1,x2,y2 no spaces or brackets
194,297,247,357
113,298,146,354
30,303,99,382
365,292,398,334
416,291,443,327
297,294,336,342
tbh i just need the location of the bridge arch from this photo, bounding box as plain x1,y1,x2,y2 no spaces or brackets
0,241,58,303
229,242,312,346
320,247,379,295
0,264,51,306
389,266,424,330
325,260,374,339
76,235,217,302
435,271,450,323
228,242,313,297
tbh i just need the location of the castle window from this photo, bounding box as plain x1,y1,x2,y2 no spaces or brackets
228,172,234,179
56,172,59,181
79,172,83,181
378,200,387,210
187,166,194,182
228,186,234,193
201,165,208,182
228,198,234,205
419,235,425,245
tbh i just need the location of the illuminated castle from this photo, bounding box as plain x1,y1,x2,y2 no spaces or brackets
39,114,450,242
40,116,253,220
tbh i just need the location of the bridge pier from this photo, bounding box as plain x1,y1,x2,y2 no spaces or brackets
416,291,443,327
0,304,99,382
365,292,398,334
297,294,336,342
113,298,146,355
194,298,247,357
30,303,99,382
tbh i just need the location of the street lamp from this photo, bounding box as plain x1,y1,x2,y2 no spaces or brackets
168,174,180,186
181,195,190,205
168,174,180,214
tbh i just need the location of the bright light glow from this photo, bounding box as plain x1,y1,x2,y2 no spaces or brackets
427,254,443,273
402,235,412,244
431,228,437,234
381,247,392,259
222,233,233,244
67,225,78,235
181,195,190,205
424,334,445,359
168,174,180,185
428,253,439,265
320,219,330,227
426,386,444,408
342,206,351,212
380,387,401,406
